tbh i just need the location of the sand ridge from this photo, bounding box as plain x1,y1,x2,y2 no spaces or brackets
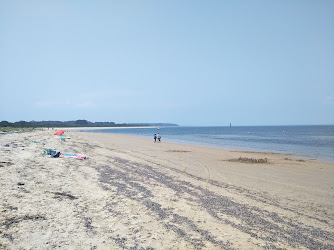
0,130,333,249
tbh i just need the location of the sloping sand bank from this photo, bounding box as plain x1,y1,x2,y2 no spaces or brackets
1,130,333,249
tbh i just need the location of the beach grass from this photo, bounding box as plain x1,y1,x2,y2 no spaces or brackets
0,127,35,133
227,157,268,164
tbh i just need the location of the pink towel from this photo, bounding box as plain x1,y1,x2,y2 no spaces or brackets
75,155,86,160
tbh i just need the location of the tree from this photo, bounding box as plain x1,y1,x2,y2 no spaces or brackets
0,121,11,127
75,120,88,126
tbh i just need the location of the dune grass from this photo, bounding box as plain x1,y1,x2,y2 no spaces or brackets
0,127,35,133
228,157,268,164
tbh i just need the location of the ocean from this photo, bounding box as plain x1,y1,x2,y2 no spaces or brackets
84,125,334,162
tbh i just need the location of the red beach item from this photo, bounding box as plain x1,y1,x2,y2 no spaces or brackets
54,130,65,135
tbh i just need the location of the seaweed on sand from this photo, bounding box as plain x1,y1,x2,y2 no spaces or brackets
227,157,268,164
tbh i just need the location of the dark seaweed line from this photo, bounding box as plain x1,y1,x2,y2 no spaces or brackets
2,215,46,230
136,161,334,248
143,157,332,226
75,138,334,248
98,156,334,249
98,164,233,249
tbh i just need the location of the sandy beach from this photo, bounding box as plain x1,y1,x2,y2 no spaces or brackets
1,129,333,249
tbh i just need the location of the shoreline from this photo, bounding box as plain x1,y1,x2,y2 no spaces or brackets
1,129,333,249
70,128,334,164
61,126,159,131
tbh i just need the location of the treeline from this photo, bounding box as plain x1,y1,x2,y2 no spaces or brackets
0,120,178,128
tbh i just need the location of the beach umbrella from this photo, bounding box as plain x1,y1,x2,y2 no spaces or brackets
54,130,64,135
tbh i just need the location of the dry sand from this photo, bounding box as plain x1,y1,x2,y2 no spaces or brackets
0,129,333,249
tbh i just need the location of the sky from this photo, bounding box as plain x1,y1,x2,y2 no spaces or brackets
0,1,333,126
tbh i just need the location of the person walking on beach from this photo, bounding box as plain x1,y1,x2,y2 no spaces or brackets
157,133,161,142
154,134,157,143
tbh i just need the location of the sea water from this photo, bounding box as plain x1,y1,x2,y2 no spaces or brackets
85,126,334,162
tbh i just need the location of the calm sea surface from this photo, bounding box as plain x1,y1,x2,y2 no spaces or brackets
84,126,334,162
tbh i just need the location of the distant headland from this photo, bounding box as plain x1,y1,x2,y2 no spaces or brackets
0,120,179,128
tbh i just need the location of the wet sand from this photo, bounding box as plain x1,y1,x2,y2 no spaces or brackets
1,129,333,249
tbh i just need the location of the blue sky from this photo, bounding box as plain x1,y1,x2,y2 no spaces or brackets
1,1,333,126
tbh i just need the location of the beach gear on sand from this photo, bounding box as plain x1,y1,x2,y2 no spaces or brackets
75,155,86,160
59,136,70,141
29,141,42,143
54,130,64,135
43,148,52,155
51,151,61,158
43,150,87,159
60,153,77,158
43,148,57,155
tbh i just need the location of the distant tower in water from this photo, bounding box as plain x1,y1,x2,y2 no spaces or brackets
230,123,231,127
